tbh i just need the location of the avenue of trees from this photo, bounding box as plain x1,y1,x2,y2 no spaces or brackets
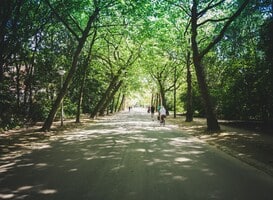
0,0,272,132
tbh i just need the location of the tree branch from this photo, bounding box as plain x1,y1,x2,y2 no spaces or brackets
44,0,80,41
68,13,84,34
198,0,225,18
200,0,251,59
198,17,230,27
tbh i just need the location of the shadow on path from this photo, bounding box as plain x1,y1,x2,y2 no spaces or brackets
1,108,273,200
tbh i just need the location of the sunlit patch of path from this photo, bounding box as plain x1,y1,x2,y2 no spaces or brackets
0,108,273,200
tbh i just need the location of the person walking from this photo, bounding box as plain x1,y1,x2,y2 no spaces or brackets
151,105,155,120
159,106,166,125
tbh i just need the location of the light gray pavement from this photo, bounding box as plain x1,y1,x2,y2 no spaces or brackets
0,108,273,200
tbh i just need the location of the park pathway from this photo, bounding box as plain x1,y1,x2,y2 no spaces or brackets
0,108,273,200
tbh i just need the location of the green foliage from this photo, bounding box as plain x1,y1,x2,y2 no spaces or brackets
0,82,20,129
28,92,52,121
180,83,205,117
1,0,273,130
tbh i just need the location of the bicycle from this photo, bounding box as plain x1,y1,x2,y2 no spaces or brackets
160,115,166,126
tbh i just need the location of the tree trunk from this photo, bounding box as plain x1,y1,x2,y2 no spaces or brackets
151,93,154,106
42,8,99,131
185,51,193,122
110,97,115,114
158,82,168,115
191,1,220,131
76,30,97,123
173,65,177,118
99,80,123,116
114,92,121,112
118,94,125,111
76,70,85,123
90,74,120,118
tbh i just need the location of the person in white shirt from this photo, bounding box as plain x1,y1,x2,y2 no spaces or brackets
159,106,166,124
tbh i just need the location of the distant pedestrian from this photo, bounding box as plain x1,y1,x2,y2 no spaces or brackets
151,105,155,120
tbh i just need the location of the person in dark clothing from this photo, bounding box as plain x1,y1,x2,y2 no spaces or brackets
151,105,155,120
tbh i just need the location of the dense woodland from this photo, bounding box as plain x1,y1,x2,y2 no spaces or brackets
0,0,272,132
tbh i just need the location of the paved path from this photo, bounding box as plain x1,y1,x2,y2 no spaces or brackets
0,108,273,200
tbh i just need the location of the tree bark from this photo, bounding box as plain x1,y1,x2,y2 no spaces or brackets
191,1,220,131
173,65,177,118
114,92,121,112
118,94,125,111
185,51,193,122
90,74,120,118
99,80,123,116
76,30,97,123
158,81,168,115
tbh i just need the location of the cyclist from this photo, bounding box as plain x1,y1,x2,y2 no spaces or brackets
159,106,166,126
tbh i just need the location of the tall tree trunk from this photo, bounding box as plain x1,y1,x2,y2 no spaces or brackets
173,65,177,118
189,0,250,131
185,51,193,122
155,93,159,112
76,70,85,123
42,7,99,131
191,1,220,131
90,74,120,118
76,30,97,123
99,80,123,116
151,93,154,106
159,82,168,115
118,94,125,111
110,97,115,114
114,92,121,112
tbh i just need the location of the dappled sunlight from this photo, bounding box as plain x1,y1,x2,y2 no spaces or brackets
0,185,57,200
174,157,192,163
0,108,236,199
0,193,15,199
173,175,188,181
38,189,57,194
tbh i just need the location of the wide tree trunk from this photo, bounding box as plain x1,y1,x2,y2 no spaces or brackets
191,1,220,131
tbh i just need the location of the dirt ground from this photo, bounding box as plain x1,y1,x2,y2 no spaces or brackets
168,117,273,177
1,115,273,178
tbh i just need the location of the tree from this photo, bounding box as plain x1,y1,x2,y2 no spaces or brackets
42,0,101,131
186,0,251,131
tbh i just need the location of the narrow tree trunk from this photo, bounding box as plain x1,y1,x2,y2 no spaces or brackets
159,82,168,115
173,65,177,118
110,97,115,114
151,93,154,106
76,72,85,123
15,63,20,109
118,94,125,111
185,51,193,122
114,92,121,112
155,93,159,112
